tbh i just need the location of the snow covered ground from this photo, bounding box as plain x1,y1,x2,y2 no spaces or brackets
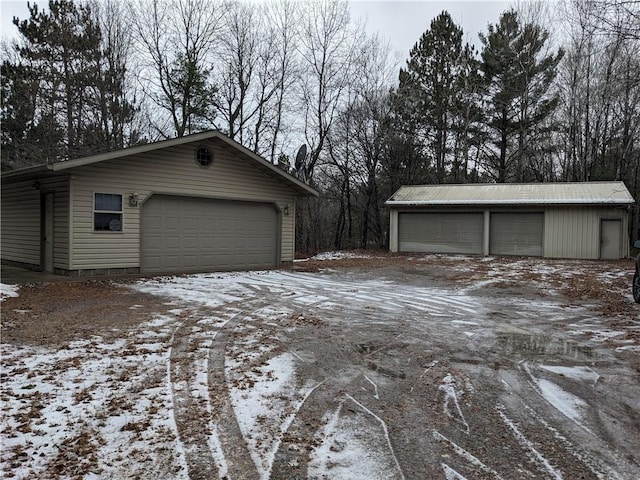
1,255,639,479
0,283,19,301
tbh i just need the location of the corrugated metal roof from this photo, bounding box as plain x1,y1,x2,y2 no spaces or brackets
385,182,635,206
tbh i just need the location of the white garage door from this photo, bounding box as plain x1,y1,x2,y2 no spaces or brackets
490,212,543,256
398,212,484,254
141,195,278,273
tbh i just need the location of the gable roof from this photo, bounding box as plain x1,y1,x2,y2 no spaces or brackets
386,182,634,206
1,130,318,197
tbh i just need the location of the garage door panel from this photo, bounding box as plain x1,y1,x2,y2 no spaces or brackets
490,213,543,256
165,236,181,249
141,195,278,273
183,217,200,230
164,256,181,268
399,212,483,254
183,236,198,249
145,236,162,249
183,255,199,268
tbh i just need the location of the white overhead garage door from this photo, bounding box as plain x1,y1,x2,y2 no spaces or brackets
141,195,278,274
398,212,483,254
490,212,543,256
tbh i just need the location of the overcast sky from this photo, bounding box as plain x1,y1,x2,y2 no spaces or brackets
1,0,512,54
350,0,511,57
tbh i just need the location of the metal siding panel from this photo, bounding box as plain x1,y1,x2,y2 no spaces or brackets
398,212,483,254
544,206,627,259
141,195,278,273
490,213,544,256
389,210,398,252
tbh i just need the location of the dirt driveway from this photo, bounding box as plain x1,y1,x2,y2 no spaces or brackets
1,254,639,479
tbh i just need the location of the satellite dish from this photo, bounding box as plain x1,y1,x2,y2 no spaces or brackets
294,144,307,172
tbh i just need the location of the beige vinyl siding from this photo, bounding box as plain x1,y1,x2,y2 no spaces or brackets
49,177,71,268
544,206,628,259
70,141,296,270
1,180,40,265
1,176,70,268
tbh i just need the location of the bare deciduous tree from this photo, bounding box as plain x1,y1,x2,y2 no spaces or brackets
297,0,358,181
132,0,223,137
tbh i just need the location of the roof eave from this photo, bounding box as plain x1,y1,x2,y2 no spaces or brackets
1,164,53,179
385,199,635,206
50,131,220,171
2,130,319,197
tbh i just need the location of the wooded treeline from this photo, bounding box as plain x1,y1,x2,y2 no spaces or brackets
2,0,639,253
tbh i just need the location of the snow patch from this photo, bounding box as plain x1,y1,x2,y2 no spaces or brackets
540,365,599,385
537,379,590,431
0,316,187,479
442,463,468,480
308,400,404,480
439,374,470,434
615,345,640,352
227,351,318,479
311,251,373,261
0,283,19,301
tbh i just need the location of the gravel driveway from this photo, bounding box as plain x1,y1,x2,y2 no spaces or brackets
1,254,639,479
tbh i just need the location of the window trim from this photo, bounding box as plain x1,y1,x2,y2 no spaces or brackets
93,192,124,233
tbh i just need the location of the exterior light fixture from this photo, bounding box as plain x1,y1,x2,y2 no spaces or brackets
129,193,140,207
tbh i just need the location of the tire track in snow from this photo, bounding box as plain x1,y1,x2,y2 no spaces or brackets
496,403,563,480
345,393,407,480
265,282,415,478
239,272,479,319
186,272,546,479
268,379,339,478
168,296,267,480
519,401,617,480
169,312,222,480
166,271,599,479
207,304,266,480
502,368,618,479
433,430,504,479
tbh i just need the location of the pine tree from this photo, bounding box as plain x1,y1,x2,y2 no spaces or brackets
479,10,564,183
1,0,139,170
394,11,482,184
1,57,65,169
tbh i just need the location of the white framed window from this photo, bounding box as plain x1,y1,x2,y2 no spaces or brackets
94,193,123,232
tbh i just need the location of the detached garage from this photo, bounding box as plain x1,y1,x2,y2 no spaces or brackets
1,131,318,275
387,182,635,260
